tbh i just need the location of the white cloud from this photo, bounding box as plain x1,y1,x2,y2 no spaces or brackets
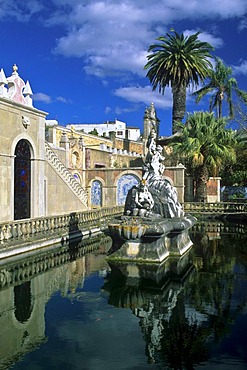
51,1,230,79
114,85,173,110
33,93,72,104
232,60,247,75
56,96,72,103
0,0,43,21
105,106,112,114
238,17,247,30
183,29,224,49
2,0,244,80
33,92,52,103
114,105,140,115
2,0,247,118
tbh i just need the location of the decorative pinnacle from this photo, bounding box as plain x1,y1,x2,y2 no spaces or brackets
12,64,18,74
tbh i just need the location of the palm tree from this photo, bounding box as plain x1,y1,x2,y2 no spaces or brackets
193,57,247,119
220,129,247,186
169,111,237,202
144,30,214,134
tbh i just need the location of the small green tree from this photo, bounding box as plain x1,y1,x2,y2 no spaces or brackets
88,128,99,136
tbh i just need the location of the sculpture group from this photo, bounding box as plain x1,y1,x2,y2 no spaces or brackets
108,126,196,263
124,128,183,219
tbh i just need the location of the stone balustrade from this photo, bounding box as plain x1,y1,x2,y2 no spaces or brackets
0,206,124,242
0,203,246,244
45,142,88,206
183,202,247,214
191,220,247,235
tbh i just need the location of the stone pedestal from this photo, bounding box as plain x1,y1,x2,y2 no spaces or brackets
107,229,193,263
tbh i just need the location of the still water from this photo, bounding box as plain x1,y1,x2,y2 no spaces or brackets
0,221,247,370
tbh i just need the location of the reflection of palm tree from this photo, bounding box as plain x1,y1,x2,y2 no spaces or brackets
185,230,245,344
160,292,209,369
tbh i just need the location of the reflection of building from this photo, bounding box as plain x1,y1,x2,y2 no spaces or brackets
0,64,185,222
0,234,111,369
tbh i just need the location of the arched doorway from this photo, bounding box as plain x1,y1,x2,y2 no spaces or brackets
14,139,31,220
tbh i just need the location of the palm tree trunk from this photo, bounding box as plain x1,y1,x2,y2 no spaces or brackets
172,83,186,134
194,164,208,202
218,91,223,118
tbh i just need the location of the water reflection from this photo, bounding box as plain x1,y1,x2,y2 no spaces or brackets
0,222,246,369
103,221,247,368
14,282,33,323
0,234,112,370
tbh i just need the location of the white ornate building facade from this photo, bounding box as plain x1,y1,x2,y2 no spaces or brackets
0,65,185,223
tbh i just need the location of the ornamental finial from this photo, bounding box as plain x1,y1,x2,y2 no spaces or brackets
12,64,18,74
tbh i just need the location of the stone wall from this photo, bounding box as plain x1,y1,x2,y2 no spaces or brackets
0,98,46,222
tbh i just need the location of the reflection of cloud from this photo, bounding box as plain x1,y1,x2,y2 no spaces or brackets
55,298,146,370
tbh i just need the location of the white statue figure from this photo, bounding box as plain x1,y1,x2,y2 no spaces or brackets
150,145,165,176
133,182,154,216
142,129,184,218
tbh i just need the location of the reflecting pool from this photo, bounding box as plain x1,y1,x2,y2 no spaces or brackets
0,221,247,370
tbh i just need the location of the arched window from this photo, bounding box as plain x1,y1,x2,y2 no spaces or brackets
71,150,80,167
91,180,102,206
73,173,81,183
14,140,31,220
117,174,139,205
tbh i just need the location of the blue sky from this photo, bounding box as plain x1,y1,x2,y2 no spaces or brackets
1,0,247,136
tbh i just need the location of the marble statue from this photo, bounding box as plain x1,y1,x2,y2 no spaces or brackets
125,128,183,219
108,123,196,261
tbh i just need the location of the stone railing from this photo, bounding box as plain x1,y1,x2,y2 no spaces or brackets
183,202,247,214
0,206,124,243
1,202,246,244
0,234,112,290
45,142,88,207
191,220,247,235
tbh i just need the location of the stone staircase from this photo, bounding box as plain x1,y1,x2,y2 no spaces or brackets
45,142,88,207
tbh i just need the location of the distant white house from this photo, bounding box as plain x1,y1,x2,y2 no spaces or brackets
66,119,141,141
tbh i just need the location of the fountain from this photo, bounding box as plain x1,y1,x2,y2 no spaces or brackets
108,127,196,263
